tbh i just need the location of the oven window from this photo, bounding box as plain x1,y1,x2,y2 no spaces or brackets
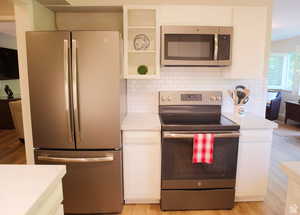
162,137,239,180
164,34,215,61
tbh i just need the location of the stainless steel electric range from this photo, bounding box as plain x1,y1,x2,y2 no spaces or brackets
159,91,240,211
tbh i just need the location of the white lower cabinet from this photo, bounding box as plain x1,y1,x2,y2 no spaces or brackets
122,127,274,203
52,205,64,215
34,180,64,215
123,131,161,204
235,129,273,201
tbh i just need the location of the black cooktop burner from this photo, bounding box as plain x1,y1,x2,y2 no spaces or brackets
160,114,240,131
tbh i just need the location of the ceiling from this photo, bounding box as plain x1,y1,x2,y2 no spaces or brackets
0,0,298,41
272,0,300,41
0,0,14,16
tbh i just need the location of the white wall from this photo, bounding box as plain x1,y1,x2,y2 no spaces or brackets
14,0,56,164
127,70,266,116
272,36,300,53
56,12,123,31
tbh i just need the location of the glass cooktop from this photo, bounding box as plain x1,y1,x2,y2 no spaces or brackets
159,114,240,131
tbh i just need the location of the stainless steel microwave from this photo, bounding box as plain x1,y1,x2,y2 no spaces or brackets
161,26,233,66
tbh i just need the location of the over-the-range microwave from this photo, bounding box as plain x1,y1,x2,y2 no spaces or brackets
161,26,233,66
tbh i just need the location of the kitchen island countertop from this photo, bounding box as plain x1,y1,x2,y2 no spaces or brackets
0,165,66,215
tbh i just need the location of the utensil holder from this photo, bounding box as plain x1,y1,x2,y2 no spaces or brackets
234,104,245,116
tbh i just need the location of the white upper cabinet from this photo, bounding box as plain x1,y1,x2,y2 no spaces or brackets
160,5,233,26
123,5,269,80
159,5,269,80
226,6,268,79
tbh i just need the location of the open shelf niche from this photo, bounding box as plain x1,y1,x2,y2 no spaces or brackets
123,5,160,79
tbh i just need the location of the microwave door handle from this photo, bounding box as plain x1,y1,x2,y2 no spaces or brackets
214,34,218,61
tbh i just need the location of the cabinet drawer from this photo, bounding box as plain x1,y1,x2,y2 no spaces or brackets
123,131,160,145
240,129,273,143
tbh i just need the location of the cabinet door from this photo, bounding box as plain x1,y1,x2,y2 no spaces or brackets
235,130,273,201
123,131,161,203
227,6,268,79
160,5,233,26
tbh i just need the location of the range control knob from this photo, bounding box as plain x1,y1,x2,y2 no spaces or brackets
216,96,222,101
167,96,172,102
161,96,167,102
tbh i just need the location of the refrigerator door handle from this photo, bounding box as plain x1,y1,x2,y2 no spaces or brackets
72,39,81,145
37,155,114,163
64,39,73,145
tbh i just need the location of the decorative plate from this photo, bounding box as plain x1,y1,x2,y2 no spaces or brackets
134,34,150,50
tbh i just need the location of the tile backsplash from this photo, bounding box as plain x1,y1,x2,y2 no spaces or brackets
127,68,267,116
0,80,21,98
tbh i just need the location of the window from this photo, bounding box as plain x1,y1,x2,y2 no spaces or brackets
268,53,296,90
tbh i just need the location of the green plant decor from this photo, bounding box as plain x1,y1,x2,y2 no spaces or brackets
137,65,148,75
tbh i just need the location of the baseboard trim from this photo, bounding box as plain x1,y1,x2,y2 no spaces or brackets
125,195,265,204
235,195,265,202
125,199,160,204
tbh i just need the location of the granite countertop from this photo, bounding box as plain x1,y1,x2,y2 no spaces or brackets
223,112,278,130
122,113,161,131
0,165,66,215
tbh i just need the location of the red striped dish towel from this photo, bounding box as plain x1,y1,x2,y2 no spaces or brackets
193,134,215,164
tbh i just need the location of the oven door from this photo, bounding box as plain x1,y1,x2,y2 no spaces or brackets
161,131,239,190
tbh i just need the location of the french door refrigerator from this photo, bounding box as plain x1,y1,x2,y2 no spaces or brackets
26,31,125,214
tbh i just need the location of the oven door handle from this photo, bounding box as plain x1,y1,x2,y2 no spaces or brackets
163,132,239,139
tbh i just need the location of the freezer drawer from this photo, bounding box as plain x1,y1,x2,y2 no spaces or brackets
35,150,123,214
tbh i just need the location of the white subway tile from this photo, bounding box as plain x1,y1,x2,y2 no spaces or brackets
127,70,267,115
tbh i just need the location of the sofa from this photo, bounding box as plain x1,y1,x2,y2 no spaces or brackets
266,92,282,121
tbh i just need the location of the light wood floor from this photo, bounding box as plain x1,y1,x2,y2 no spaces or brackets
1,122,300,214
0,129,26,164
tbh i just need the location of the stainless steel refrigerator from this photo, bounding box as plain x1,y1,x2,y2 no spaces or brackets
26,31,126,214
